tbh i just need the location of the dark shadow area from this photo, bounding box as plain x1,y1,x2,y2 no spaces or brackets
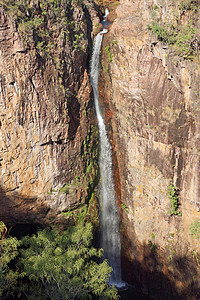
119,284,151,300
121,237,200,300
67,96,80,140
9,223,44,239
2,185,200,299
0,186,48,226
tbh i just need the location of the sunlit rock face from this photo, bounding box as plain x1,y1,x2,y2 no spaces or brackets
100,0,200,298
0,2,100,224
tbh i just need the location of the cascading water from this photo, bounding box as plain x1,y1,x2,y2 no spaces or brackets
90,10,125,289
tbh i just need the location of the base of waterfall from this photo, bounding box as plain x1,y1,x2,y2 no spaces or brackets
110,280,127,290
118,283,150,300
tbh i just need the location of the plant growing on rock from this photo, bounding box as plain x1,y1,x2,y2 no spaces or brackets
105,46,113,63
167,185,182,216
147,1,199,59
121,202,129,213
1,0,86,66
179,0,198,11
166,235,177,261
190,220,200,239
111,40,117,46
148,240,156,253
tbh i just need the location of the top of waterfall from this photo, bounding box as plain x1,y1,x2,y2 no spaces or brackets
104,8,109,18
102,8,110,29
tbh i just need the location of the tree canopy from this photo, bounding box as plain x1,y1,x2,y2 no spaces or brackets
0,221,118,299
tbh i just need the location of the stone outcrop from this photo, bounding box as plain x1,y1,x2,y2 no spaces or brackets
0,1,101,224
100,0,200,298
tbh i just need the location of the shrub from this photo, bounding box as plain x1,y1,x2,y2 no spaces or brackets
167,185,182,216
1,0,86,63
121,202,129,213
190,220,200,239
175,23,198,58
148,22,172,43
179,0,198,11
148,240,156,253
105,46,113,63
147,2,199,59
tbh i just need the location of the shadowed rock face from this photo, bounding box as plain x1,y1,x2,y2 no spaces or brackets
100,0,200,298
0,3,100,224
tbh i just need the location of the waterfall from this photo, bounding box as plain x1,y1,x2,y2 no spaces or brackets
90,10,125,289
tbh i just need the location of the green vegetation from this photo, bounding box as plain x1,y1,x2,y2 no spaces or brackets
0,222,21,298
148,232,156,253
19,223,118,299
60,204,88,223
108,1,119,7
59,183,70,194
147,0,199,59
81,125,99,202
73,33,85,50
147,22,175,44
1,0,86,61
166,235,176,261
189,220,200,239
103,41,117,73
148,21,198,58
121,202,129,213
191,249,200,264
179,0,198,11
148,240,156,253
0,221,118,299
111,40,117,46
58,125,99,224
102,62,109,73
167,185,182,216
47,188,57,195
105,46,113,63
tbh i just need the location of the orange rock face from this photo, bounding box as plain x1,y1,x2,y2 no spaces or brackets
0,3,100,224
100,0,200,298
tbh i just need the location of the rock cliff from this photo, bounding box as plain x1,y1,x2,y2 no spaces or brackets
101,0,200,298
0,0,101,224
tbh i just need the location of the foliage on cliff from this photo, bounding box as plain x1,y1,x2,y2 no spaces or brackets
167,185,181,216
0,222,118,299
190,220,200,239
0,0,87,60
148,0,200,59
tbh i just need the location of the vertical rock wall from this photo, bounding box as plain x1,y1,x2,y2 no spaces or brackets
101,0,200,298
0,2,101,224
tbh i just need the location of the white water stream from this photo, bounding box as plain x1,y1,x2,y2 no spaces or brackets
90,9,125,288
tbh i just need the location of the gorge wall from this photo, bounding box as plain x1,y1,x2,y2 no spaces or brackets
1,0,200,298
101,0,200,298
0,0,101,225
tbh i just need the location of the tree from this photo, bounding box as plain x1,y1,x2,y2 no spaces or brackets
0,222,20,299
19,222,118,299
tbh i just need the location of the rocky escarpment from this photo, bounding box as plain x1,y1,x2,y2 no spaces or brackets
101,0,200,298
0,0,101,225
